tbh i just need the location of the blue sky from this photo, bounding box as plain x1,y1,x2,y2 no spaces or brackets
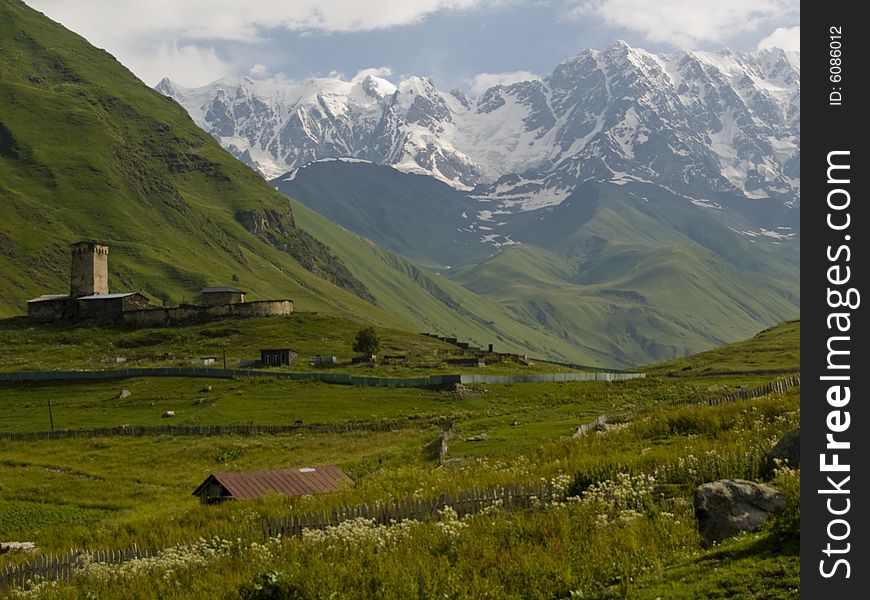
25,0,799,89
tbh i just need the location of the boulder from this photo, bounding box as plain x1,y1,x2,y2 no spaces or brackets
118,389,131,399
767,427,800,469
694,479,785,546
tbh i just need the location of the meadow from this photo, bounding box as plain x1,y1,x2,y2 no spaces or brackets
0,320,800,598
0,313,596,376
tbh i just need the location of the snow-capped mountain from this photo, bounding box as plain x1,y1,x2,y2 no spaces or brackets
157,41,799,211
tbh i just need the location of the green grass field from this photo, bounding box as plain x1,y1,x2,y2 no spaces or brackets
0,320,800,598
0,312,594,376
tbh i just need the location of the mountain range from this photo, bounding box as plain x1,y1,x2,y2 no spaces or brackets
157,42,799,212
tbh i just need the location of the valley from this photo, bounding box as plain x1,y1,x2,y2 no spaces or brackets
0,1,802,597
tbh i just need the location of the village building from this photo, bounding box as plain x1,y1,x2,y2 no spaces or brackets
200,287,246,306
260,348,298,366
192,466,352,505
27,242,152,322
26,242,294,325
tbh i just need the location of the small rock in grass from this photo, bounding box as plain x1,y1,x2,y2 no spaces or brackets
694,479,785,547
465,434,488,442
766,427,800,470
162,410,176,418
200,385,213,393
118,389,131,399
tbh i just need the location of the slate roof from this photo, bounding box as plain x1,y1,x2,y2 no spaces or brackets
200,287,246,294
77,292,140,300
192,466,352,500
26,294,69,303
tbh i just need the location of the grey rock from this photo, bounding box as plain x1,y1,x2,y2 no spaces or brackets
118,389,131,399
694,479,785,546
767,427,800,469
162,410,176,418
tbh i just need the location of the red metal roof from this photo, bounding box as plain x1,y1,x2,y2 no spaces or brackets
193,466,352,500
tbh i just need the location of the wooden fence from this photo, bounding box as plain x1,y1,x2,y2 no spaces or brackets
263,482,553,538
643,375,801,412
0,417,451,442
572,376,801,438
1,546,155,589
1,483,554,589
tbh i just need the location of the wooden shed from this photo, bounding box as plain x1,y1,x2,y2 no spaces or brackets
260,348,298,366
192,466,352,505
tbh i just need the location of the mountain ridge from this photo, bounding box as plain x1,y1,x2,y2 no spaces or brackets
158,42,799,211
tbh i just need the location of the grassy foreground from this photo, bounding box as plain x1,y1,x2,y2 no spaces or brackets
0,321,800,598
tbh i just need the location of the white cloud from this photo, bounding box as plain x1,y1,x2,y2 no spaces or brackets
126,42,233,87
757,26,800,52
249,64,269,77
25,0,508,86
467,71,539,95
26,1,505,40
352,67,395,81
566,0,799,48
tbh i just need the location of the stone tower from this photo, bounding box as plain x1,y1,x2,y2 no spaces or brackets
69,242,109,298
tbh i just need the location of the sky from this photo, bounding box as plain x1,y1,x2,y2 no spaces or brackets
24,0,800,90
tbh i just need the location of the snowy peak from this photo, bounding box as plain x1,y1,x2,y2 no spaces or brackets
158,41,799,209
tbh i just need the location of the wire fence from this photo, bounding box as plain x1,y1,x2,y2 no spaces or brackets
0,368,644,387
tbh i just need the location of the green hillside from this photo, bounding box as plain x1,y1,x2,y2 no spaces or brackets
275,161,487,269
288,199,605,364
280,158,799,366
452,183,799,365
452,184,800,363
645,318,800,375
0,0,393,324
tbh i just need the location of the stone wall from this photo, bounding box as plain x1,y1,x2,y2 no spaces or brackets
77,296,125,322
27,298,72,322
122,300,293,327
200,291,245,306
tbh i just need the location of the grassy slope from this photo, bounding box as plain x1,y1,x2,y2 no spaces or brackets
645,318,800,375
274,161,487,269
451,183,800,365
289,199,601,364
0,0,399,327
